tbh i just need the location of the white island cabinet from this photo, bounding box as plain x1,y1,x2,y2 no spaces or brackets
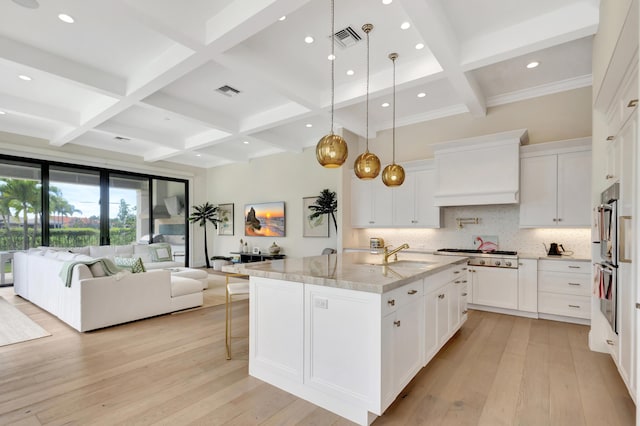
245,253,468,425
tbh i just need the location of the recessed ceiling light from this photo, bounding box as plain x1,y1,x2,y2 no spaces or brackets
304,36,314,44
417,92,426,98
18,74,32,81
279,15,286,21
346,69,354,76
382,0,393,4
381,102,390,108
243,140,249,144
328,54,336,61
415,43,424,50
526,61,540,69
11,0,39,9
400,22,411,30
195,153,202,157
58,13,74,23
0,111,6,115
306,123,313,128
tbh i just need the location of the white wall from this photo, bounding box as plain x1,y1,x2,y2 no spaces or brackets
205,145,344,264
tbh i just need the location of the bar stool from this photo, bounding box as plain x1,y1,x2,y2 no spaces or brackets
225,273,249,360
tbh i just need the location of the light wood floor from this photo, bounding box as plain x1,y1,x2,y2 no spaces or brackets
0,287,635,425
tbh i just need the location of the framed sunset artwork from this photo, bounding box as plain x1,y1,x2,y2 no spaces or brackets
244,202,285,237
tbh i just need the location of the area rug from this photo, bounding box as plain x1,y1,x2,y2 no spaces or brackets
0,296,51,347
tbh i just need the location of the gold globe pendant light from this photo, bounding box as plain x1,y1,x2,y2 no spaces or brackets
382,52,405,187
316,0,348,168
353,24,381,179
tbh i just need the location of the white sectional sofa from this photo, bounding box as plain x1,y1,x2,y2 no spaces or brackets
69,243,183,270
13,247,203,332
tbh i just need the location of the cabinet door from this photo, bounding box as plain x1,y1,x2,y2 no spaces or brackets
470,267,518,309
424,289,438,363
371,179,393,226
448,281,461,332
392,173,417,226
618,262,635,396
392,299,423,393
557,151,591,226
618,114,636,216
517,259,538,313
351,177,372,227
519,155,558,227
436,287,449,345
415,169,441,228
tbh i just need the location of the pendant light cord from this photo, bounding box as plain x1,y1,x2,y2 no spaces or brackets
365,27,370,151
330,0,335,134
392,55,396,164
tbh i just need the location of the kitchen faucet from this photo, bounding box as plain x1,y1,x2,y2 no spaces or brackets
383,243,410,264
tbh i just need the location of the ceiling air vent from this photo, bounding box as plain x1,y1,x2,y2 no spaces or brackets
114,136,130,142
332,26,362,48
216,85,241,97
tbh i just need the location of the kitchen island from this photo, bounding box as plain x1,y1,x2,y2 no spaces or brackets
234,252,468,425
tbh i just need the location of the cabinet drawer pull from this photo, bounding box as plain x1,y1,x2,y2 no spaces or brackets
462,293,468,297
605,174,614,179
606,339,614,345
462,310,468,315
394,320,401,327
454,280,461,284
453,271,460,274
369,221,375,224
568,304,580,308
557,218,562,222
411,220,418,224
407,289,418,295
438,294,445,299
387,299,395,306
461,280,467,283
568,282,581,286
568,266,581,269
462,267,467,271
627,99,638,108
552,218,557,222
606,135,615,141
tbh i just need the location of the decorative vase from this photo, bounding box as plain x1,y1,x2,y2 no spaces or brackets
269,242,281,255
243,243,249,253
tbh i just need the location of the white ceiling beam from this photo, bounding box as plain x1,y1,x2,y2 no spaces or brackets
93,122,183,149
240,102,312,133
0,93,80,126
111,0,206,51
0,37,126,97
398,0,486,117
460,2,599,71
140,92,237,134
185,129,235,150
143,146,183,163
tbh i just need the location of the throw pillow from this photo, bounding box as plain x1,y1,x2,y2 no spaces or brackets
149,243,172,262
114,256,146,273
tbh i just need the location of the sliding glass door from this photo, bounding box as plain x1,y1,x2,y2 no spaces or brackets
0,160,42,251
49,167,101,248
109,174,149,246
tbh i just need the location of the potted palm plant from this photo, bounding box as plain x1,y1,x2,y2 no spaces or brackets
188,202,221,269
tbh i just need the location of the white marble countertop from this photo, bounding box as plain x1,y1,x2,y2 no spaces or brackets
230,252,468,294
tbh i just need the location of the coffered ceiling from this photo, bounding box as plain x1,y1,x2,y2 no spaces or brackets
0,0,599,168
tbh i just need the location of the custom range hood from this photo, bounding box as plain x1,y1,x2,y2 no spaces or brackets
433,129,528,206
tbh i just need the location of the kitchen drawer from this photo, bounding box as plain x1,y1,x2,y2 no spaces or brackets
538,259,590,273
538,271,591,296
538,292,591,319
382,279,423,316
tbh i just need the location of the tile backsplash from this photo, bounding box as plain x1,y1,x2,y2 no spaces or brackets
352,204,592,258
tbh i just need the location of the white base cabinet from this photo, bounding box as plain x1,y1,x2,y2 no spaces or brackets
468,266,518,310
249,264,467,425
537,260,591,320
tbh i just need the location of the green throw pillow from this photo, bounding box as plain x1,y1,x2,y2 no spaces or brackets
114,256,146,273
149,243,172,262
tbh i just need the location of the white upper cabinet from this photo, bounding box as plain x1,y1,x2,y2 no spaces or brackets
393,167,441,228
350,177,393,228
351,161,440,228
519,139,591,228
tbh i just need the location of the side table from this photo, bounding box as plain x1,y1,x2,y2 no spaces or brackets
0,251,15,285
